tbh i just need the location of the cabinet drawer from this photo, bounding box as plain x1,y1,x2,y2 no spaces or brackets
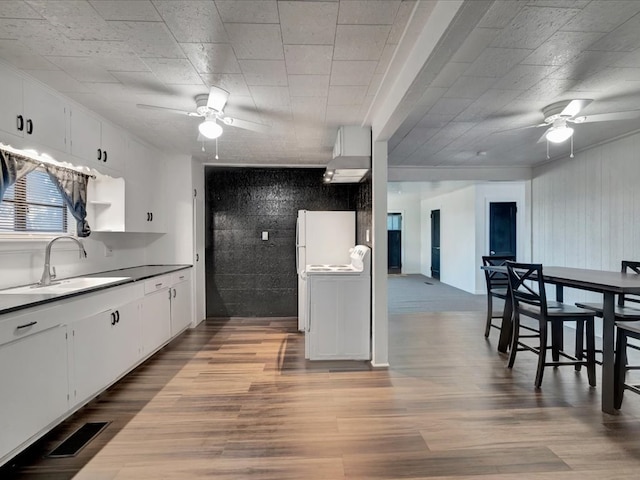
0,306,63,347
144,275,171,294
171,270,190,284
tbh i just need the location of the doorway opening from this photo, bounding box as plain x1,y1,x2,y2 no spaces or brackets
430,209,440,279
489,202,517,257
388,213,402,274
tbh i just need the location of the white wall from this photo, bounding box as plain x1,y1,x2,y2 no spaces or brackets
421,185,476,292
420,181,529,294
387,192,421,273
532,130,640,305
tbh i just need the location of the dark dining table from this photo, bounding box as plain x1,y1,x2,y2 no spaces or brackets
482,265,640,414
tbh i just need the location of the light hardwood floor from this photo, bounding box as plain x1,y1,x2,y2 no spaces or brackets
4,313,640,479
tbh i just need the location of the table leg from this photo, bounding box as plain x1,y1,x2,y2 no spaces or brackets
601,291,616,414
552,285,564,361
498,292,513,353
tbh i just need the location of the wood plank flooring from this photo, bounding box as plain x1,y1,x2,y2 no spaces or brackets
4,313,640,479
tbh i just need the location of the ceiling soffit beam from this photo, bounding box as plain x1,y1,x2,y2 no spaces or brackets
388,165,533,182
366,0,493,142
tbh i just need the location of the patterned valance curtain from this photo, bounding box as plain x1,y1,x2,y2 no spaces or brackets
0,150,39,200
44,165,91,237
0,148,92,237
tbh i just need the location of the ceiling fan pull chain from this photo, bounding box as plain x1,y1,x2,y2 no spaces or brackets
201,140,205,153
570,135,574,158
215,137,219,160
546,139,550,159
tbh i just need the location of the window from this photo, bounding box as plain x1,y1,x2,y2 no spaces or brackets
0,168,70,233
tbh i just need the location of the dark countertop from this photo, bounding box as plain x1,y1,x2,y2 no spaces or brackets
0,264,192,316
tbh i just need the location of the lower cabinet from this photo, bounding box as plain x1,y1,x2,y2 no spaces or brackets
141,285,172,356
71,300,140,406
170,271,192,335
0,325,69,461
0,268,193,467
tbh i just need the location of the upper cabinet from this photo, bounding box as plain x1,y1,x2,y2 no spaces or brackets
86,139,166,234
70,107,126,174
0,67,68,154
126,139,166,233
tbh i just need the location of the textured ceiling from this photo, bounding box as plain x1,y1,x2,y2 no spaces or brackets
388,0,640,169
0,0,417,165
0,0,639,171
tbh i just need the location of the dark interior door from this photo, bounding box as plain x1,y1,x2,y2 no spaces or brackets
388,231,401,273
431,209,440,279
388,213,402,274
489,202,517,257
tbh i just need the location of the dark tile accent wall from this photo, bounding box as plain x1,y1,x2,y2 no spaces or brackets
205,167,371,317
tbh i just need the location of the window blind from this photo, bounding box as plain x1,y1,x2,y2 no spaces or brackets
0,168,68,233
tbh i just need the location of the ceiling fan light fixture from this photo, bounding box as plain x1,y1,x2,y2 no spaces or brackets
546,125,574,143
198,119,223,139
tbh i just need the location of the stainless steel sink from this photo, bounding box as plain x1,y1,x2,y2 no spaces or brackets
0,277,130,295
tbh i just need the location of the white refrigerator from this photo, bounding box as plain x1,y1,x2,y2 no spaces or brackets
296,210,356,331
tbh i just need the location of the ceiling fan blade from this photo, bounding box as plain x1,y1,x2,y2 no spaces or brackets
491,123,547,136
207,86,230,112
221,116,271,134
560,99,592,117
136,103,196,116
578,111,640,123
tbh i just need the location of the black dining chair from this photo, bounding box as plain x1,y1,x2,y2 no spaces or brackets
575,260,640,365
614,321,640,409
482,255,515,338
506,262,597,388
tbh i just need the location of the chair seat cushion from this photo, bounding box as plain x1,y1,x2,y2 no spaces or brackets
575,302,640,319
489,287,508,298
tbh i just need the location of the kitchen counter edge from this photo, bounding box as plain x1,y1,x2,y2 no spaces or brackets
0,264,192,315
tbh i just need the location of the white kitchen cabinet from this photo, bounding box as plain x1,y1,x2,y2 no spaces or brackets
0,270,189,467
86,140,166,233
170,270,192,335
140,277,172,356
70,108,127,174
71,300,140,406
0,67,68,154
124,139,166,233
0,324,69,461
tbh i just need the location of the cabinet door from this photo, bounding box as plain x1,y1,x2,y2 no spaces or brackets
110,301,141,380
0,67,24,140
170,278,192,335
124,139,152,232
100,121,127,174
70,107,102,167
0,326,69,461
23,80,68,153
146,156,166,233
71,308,116,405
140,288,171,356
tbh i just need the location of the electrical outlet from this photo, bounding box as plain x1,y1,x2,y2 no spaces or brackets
262,231,269,241
104,245,113,257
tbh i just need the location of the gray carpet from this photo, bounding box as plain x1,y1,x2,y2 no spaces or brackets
388,274,490,314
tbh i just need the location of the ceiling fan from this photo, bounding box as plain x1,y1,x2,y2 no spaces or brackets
136,86,270,139
513,99,640,144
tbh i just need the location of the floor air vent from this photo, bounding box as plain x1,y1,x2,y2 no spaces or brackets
48,422,110,458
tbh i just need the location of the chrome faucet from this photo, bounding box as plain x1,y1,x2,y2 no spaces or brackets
39,236,87,287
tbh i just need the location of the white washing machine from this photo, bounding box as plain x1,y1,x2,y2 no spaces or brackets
305,245,371,361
